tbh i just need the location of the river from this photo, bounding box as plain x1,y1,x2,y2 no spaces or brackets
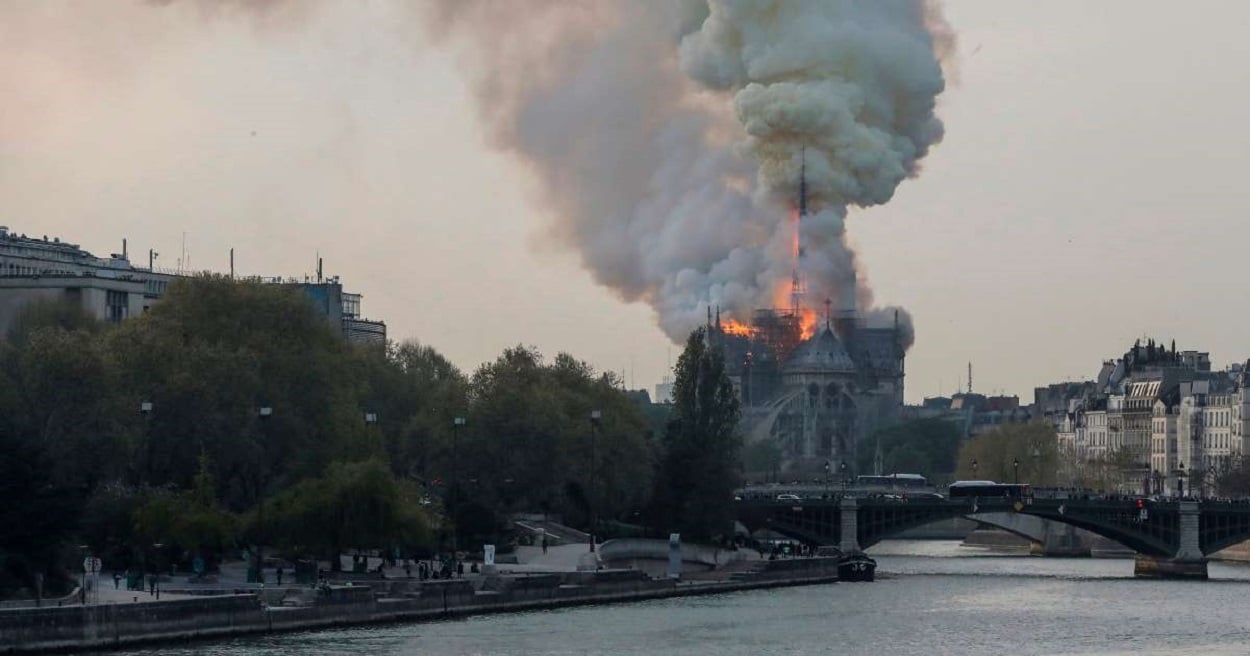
112,542,1250,656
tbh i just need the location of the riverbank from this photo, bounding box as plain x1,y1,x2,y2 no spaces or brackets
0,558,840,654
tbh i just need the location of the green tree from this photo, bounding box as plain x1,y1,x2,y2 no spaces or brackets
8,318,127,491
0,428,82,595
955,422,1061,485
0,300,121,595
655,328,741,542
109,276,367,510
456,347,653,545
857,419,963,483
351,340,469,484
132,453,238,571
259,458,432,570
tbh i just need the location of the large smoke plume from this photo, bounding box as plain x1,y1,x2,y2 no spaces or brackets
426,1,951,348
5,0,949,350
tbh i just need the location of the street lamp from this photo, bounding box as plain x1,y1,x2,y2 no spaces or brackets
252,406,273,584
150,543,164,599
452,416,466,556
589,409,601,553
139,401,153,480
823,461,831,498
839,460,848,491
1013,458,1020,484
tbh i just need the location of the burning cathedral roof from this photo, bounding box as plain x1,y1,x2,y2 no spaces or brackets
783,325,856,374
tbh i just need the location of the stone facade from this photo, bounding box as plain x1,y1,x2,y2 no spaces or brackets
0,226,384,344
1040,339,1250,495
711,311,905,475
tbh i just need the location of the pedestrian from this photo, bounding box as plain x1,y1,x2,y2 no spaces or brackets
113,572,122,590
148,574,157,596
276,565,283,586
457,561,464,578
542,536,548,554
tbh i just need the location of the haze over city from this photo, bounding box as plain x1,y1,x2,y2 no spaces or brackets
4,0,1249,402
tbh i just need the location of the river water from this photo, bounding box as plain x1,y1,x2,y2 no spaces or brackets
115,542,1250,656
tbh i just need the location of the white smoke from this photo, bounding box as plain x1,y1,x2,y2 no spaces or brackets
8,0,948,348
427,0,950,347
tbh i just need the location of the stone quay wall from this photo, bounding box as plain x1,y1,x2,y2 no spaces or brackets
1,561,839,654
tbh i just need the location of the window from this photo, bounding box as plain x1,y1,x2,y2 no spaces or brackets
105,290,128,323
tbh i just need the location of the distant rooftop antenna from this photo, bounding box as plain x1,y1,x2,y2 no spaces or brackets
968,362,973,394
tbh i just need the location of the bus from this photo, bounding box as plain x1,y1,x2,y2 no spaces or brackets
948,481,1031,499
855,474,929,490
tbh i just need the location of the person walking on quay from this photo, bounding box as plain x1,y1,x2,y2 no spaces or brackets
276,565,283,586
113,572,122,590
542,535,548,554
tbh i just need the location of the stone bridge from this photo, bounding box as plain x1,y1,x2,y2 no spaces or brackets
735,497,1250,579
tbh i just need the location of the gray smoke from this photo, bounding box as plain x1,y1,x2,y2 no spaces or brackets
11,0,948,349
427,1,950,347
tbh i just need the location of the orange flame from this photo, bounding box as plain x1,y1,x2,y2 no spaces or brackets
718,206,820,345
791,207,801,260
721,318,756,337
798,308,817,339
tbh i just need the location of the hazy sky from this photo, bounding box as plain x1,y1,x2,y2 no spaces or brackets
4,1,1250,403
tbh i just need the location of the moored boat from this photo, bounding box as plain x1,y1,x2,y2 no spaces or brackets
837,553,876,582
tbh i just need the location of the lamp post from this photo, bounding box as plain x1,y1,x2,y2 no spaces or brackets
452,416,465,557
1013,458,1020,484
139,401,153,481
589,409,601,553
150,543,164,599
823,461,831,499
839,460,848,492
364,410,379,453
253,406,272,585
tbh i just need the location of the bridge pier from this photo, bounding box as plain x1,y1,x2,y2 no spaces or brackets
1034,522,1091,557
840,496,861,554
1134,501,1207,580
1133,555,1208,580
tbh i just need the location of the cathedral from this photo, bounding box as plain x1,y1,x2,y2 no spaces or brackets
709,303,906,475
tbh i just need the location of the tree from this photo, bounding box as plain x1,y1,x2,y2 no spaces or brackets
0,428,82,595
108,275,368,510
259,458,432,570
350,340,469,484
131,453,238,572
956,422,1061,485
654,328,741,542
857,419,963,482
454,347,654,545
